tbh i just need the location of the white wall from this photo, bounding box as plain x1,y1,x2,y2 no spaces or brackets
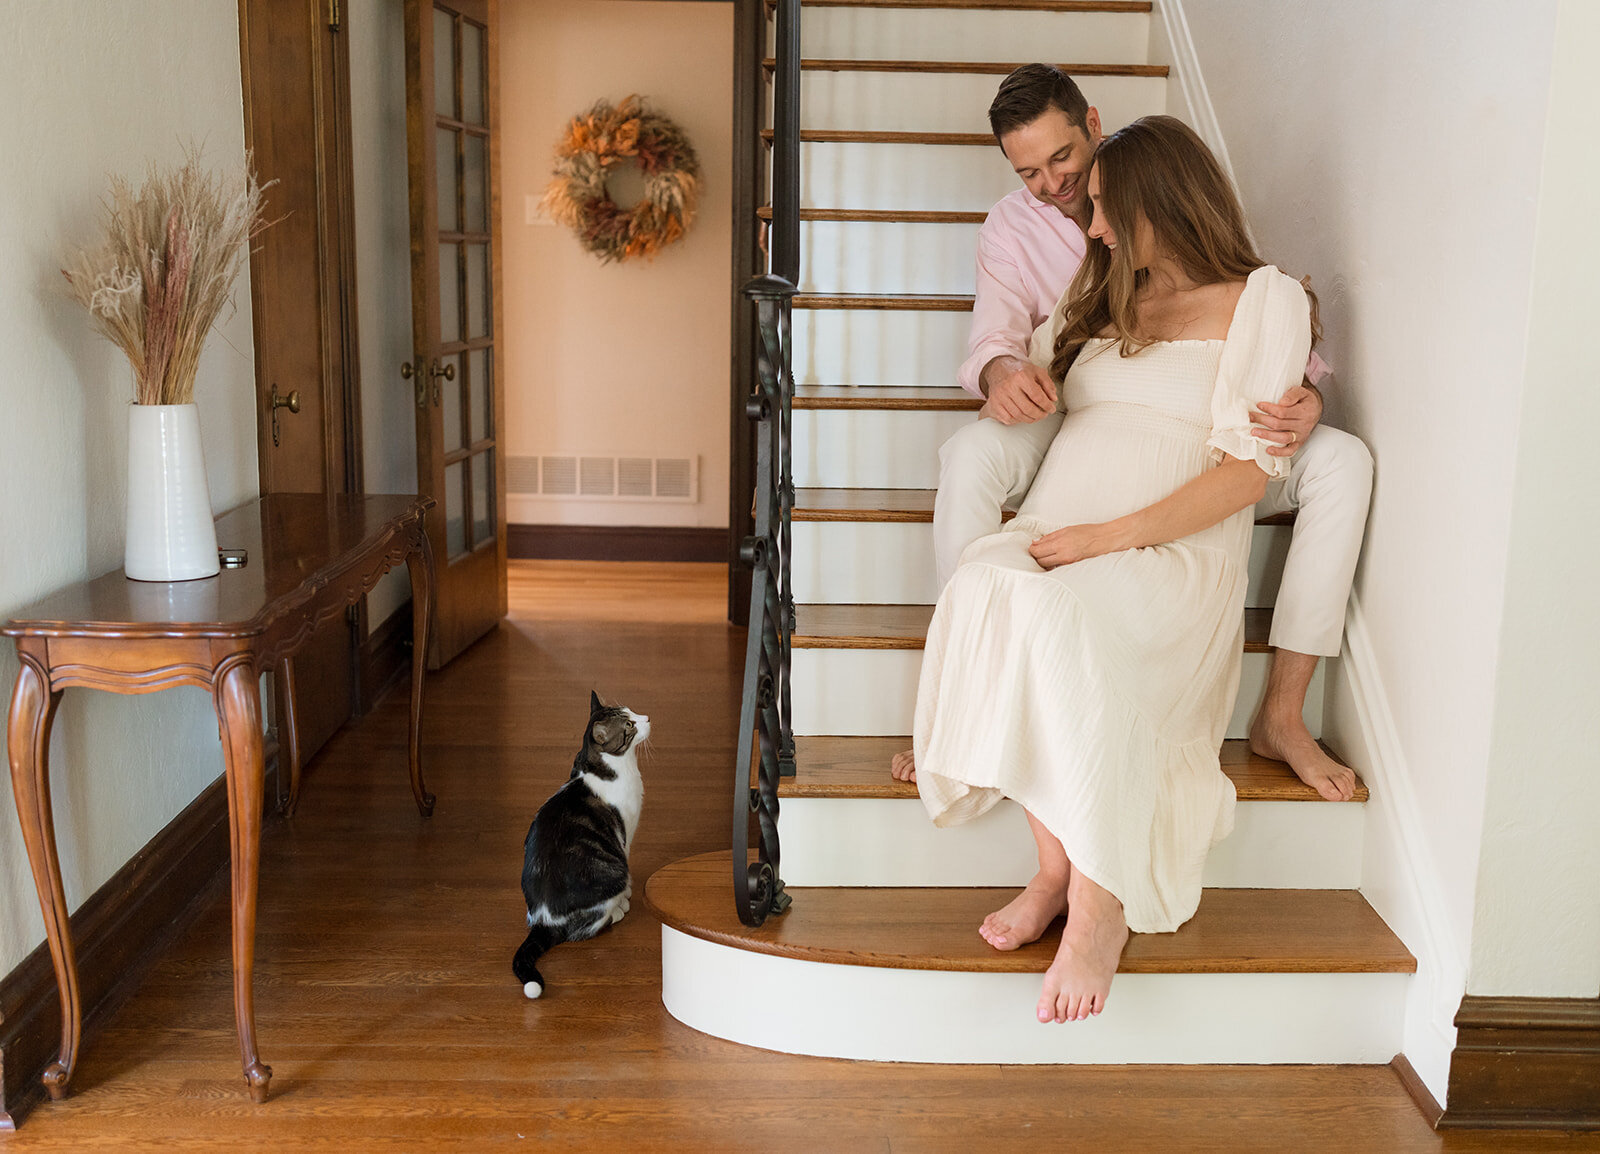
1469,0,1600,999
349,0,417,627
500,0,733,530
1171,0,1563,1100
0,2,256,975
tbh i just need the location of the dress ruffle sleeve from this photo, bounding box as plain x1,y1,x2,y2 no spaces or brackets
1205,265,1313,480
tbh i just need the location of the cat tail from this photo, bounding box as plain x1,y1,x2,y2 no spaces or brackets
513,921,561,999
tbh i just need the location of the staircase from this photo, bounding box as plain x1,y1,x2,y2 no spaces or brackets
646,0,1412,1067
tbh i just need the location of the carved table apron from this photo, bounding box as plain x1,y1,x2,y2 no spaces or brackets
3,493,437,1105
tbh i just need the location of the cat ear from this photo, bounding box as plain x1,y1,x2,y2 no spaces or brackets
591,719,616,747
590,689,603,714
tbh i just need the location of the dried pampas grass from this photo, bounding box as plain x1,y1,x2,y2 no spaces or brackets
62,148,271,406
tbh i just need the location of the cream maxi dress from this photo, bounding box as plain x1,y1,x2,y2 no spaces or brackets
913,266,1313,934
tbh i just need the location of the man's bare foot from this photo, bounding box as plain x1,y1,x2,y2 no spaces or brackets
889,748,917,783
1037,877,1128,1023
979,870,1070,951
1250,706,1358,801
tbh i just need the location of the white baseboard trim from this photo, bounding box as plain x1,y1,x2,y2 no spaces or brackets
1148,0,1237,185
1329,592,1464,1107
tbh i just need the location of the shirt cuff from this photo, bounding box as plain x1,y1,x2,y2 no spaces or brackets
959,337,1030,397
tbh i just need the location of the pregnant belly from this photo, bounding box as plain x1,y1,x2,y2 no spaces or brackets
1015,407,1216,531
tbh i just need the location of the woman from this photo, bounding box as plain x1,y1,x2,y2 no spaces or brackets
911,115,1319,1024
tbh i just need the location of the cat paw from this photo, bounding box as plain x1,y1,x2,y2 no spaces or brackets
610,899,630,924
523,980,543,999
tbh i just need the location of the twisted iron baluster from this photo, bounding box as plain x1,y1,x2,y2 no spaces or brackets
733,275,796,927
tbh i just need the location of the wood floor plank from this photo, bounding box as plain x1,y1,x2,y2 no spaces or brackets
783,735,1368,802
794,603,1277,652
646,852,1414,974
6,559,1581,1151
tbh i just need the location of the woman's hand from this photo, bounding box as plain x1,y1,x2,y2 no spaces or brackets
1028,523,1120,570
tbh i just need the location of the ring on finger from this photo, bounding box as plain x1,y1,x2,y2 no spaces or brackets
1289,430,1298,445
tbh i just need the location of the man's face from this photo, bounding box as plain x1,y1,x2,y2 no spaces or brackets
998,106,1103,222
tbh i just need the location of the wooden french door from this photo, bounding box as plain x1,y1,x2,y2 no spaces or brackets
240,0,362,758
403,0,508,669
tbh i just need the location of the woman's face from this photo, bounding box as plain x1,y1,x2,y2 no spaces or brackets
1084,162,1155,268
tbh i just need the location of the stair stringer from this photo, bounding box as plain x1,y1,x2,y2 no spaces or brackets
1149,0,1462,1105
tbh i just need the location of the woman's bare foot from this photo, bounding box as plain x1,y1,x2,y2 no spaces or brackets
979,870,1070,951
1250,706,1357,801
1037,875,1128,1023
889,749,917,783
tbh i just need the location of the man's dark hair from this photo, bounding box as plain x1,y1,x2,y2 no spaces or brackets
987,64,1090,143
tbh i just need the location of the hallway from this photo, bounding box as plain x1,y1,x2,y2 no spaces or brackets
2,562,1590,1151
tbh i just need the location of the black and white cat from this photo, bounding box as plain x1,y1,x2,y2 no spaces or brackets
513,691,648,999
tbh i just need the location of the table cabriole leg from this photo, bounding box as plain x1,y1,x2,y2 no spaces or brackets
213,656,272,1103
6,655,75,1101
277,657,301,816
404,527,436,818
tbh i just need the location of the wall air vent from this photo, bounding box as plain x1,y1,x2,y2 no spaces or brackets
506,455,699,502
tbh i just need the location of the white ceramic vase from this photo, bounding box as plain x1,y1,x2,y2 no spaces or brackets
124,403,220,582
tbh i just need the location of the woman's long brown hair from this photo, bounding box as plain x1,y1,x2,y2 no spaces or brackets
1049,115,1320,383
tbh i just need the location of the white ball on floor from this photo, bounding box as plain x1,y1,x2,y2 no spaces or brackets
523,980,543,999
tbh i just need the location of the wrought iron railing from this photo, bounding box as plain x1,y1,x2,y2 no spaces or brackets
732,0,800,928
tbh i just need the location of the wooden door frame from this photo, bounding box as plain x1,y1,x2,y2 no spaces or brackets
238,0,370,747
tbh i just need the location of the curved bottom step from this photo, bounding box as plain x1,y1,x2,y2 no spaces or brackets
648,853,1413,1065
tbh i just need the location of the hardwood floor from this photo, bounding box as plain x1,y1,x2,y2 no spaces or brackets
5,559,1596,1151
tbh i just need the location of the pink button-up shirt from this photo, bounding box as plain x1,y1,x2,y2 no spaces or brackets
957,188,1330,396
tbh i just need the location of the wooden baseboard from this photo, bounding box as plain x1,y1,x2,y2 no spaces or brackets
356,601,413,717
1391,1052,1443,1128
507,524,728,563
0,774,232,1128
1440,995,1600,1129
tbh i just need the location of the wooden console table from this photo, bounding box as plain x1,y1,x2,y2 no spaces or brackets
3,493,436,1105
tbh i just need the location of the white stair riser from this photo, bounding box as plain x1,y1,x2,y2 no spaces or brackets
663,928,1407,1064
794,9,1151,66
799,220,984,296
779,797,1364,889
800,73,1166,136
793,307,970,386
791,648,1325,739
801,142,1020,213
794,520,1294,608
793,408,971,488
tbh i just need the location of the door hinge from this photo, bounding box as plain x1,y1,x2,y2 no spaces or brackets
328,0,341,32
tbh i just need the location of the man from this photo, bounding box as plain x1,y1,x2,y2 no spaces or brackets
892,65,1373,802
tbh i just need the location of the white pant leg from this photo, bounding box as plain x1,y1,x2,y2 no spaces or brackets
1253,425,1374,657
934,414,1062,590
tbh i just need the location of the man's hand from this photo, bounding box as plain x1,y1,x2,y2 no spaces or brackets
1027,523,1118,570
981,355,1058,425
1251,383,1324,458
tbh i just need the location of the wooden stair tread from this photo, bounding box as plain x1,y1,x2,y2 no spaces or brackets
794,603,1277,651
646,852,1415,975
760,206,989,224
793,487,1297,528
764,129,994,146
784,735,1368,802
795,385,984,410
769,1,1153,13
795,292,975,311
766,58,1168,78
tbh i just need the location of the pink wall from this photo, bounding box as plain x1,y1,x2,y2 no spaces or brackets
500,0,734,529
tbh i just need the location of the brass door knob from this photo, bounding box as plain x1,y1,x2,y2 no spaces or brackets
269,386,301,447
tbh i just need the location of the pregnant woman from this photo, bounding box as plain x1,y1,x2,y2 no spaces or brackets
912,115,1320,1025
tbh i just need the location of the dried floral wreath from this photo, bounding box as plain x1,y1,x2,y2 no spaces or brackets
539,95,701,264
